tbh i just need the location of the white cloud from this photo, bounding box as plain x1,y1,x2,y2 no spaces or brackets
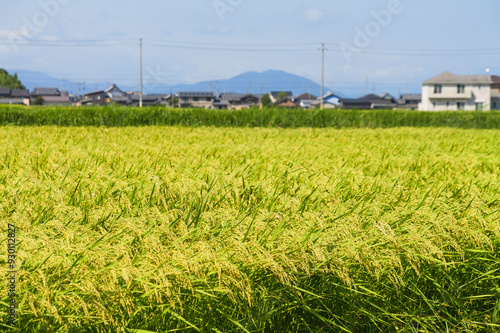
0,29,21,37
305,9,324,22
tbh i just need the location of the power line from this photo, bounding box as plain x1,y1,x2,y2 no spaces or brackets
2,38,499,55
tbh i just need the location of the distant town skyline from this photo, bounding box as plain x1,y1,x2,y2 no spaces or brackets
1,0,499,97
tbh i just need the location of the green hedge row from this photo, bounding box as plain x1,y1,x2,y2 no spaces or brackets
1,105,500,128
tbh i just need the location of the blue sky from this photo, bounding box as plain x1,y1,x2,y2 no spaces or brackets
0,0,499,96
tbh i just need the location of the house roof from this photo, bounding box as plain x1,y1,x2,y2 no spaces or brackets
491,75,500,84
219,93,247,102
380,93,396,100
270,91,293,98
111,96,131,102
424,71,493,85
295,93,318,100
321,92,342,99
371,99,396,106
32,87,60,96
341,98,372,105
178,92,216,98
42,96,71,103
359,94,384,101
130,95,161,102
105,84,125,94
272,97,298,106
11,89,30,97
400,94,422,101
220,93,261,103
84,90,105,96
0,87,11,95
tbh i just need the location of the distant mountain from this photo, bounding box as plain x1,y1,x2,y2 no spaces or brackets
9,69,346,98
168,70,346,98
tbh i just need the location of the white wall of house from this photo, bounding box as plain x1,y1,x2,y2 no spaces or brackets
419,84,491,111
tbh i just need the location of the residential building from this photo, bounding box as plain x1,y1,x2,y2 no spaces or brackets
360,94,397,109
42,96,71,106
0,87,31,105
300,99,319,109
32,87,60,97
492,75,500,93
105,84,130,104
0,87,11,98
418,71,494,111
318,92,341,109
339,98,372,109
272,96,298,108
84,90,107,106
178,92,217,109
396,94,422,110
219,93,262,109
492,92,500,110
294,93,317,103
269,91,293,103
11,89,30,99
129,94,168,107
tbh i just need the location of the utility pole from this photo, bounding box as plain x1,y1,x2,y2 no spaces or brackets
320,43,325,110
139,38,143,108
169,87,172,108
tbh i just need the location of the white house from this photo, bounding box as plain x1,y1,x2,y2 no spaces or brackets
419,71,498,111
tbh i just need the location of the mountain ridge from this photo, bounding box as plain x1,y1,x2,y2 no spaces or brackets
8,69,346,98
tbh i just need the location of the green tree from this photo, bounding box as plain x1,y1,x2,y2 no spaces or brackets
0,69,26,89
33,96,44,106
261,94,271,107
277,92,288,100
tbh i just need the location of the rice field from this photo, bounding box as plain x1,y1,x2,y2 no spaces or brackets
1,126,500,332
1,105,500,129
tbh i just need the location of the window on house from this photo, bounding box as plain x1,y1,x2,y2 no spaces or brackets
457,85,465,94
457,102,465,110
193,97,199,102
434,85,442,94
432,102,436,108
494,102,497,109
475,103,483,111
446,102,450,108
206,97,211,102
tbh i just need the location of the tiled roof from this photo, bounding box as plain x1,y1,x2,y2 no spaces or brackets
84,90,105,96
219,93,247,102
401,94,422,101
270,91,293,98
295,93,318,100
11,89,30,97
32,87,60,96
424,71,493,85
0,87,11,95
491,75,500,84
178,92,216,98
42,96,71,103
